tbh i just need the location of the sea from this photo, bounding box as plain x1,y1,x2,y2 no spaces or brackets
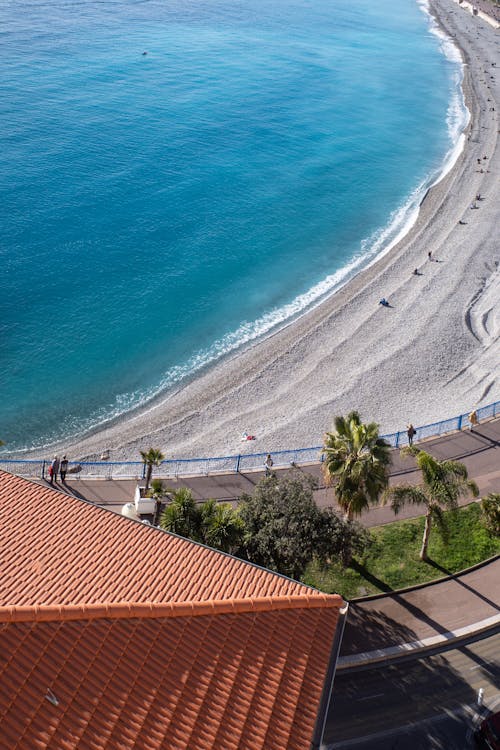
0,0,468,453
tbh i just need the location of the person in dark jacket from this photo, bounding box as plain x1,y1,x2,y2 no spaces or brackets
60,455,69,482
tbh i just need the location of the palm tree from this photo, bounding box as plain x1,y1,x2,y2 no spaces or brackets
480,493,499,537
160,487,202,541
200,499,244,554
384,449,479,561
150,479,166,526
160,493,244,553
322,411,391,520
140,447,165,492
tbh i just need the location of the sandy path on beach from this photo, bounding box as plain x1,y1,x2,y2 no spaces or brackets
59,0,499,462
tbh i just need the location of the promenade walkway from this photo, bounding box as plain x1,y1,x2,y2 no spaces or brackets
338,555,500,667
58,416,500,527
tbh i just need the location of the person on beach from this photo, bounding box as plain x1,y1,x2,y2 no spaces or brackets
379,298,390,307
60,455,68,482
407,424,416,446
50,455,60,484
264,454,274,476
468,410,479,430
428,251,432,261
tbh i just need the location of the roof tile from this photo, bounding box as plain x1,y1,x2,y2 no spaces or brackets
0,471,344,749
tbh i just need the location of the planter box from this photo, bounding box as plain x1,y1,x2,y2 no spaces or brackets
134,485,156,515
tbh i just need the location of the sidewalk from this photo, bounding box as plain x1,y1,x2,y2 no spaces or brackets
338,556,500,668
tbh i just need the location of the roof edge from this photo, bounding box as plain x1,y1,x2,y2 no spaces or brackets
0,593,345,624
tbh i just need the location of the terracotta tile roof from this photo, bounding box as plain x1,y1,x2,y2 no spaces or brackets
0,470,323,607
0,471,345,749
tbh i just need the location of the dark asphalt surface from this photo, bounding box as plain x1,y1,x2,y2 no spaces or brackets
325,629,500,749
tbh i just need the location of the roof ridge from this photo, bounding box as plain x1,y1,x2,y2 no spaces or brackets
0,593,345,624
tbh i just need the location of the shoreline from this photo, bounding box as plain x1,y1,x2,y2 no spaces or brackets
19,0,500,462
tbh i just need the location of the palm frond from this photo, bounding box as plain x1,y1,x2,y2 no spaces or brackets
385,485,428,515
400,445,420,459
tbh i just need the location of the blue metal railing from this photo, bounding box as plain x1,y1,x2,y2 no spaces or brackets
1,399,498,481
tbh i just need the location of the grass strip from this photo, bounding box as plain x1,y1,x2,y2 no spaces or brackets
303,503,500,600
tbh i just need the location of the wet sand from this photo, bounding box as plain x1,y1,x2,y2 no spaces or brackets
57,0,500,462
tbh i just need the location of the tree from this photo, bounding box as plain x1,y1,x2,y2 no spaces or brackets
160,489,244,554
384,449,479,561
150,479,166,526
313,509,369,568
200,498,245,554
140,447,165,492
160,487,202,541
239,472,368,580
322,411,391,520
481,493,500,537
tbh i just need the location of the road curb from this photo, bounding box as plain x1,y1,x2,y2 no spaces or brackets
337,613,500,670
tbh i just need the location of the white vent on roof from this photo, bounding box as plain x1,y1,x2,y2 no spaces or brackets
45,689,59,706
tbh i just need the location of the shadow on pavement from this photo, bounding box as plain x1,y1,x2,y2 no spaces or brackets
340,606,418,656
457,640,500,679
326,648,478,746
427,558,500,612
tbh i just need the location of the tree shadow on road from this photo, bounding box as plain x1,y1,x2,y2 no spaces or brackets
340,605,419,656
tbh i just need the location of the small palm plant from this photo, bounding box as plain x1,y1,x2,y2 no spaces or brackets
150,479,166,526
384,449,479,561
322,411,391,520
480,493,500,537
140,447,165,492
200,499,244,554
160,492,244,553
160,487,202,541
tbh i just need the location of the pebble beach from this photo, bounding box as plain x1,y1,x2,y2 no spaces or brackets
47,0,500,462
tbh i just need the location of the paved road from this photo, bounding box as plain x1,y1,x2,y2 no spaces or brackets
325,629,500,749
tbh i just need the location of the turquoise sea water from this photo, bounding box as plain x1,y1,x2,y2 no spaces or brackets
0,0,467,452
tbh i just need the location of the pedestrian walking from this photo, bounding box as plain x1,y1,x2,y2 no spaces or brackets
60,455,68,482
407,424,416,446
50,455,60,484
468,410,478,430
264,454,274,476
